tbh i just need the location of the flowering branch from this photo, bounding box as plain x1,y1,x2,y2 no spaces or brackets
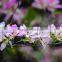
0,23,62,51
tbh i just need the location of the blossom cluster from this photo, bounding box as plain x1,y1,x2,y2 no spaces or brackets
0,23,62,51
0,23,28,51
32,0,62,12
0,0,62,22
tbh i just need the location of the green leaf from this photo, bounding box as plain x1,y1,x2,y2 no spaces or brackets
54,9,62,14
24,8,36,27
25,8,36,21
20,37,29,42
34,51,44,61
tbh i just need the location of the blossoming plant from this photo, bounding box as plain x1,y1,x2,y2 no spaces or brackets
0,24,48,51
49,24,62,44
0,24,30,51
1,23,62,51
32,0,60,12
0,0,18,21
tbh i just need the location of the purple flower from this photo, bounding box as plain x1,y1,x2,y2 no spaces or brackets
59,24,62,33
5,25,13,37
11,24,18,31
13,8,27,20
17,30,27,37
42,37,51,44
17,24,27,37
0,22,5,42
5,24,18,37
3,0,17,9
32,0,43,9
47,0,59,6
32,0,59,11
48,24,56,33
55,5,62,9
0,43,6,51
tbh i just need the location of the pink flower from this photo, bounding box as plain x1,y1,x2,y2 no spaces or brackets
21,8,27,15
47,0,59,11
32,0,43,9
13,8,27,20
17,24,27,37
4,25,13,37
5,24,18,37
55,5,62,9
11,24,18,31
32,0,59,10
59,24,62,32
48,24,56,33
42,37,51,44
0,43,6,51
18,30,27,37
47,0,59,6
2,0,17,9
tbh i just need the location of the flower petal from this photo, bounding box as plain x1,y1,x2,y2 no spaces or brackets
0,43,6,51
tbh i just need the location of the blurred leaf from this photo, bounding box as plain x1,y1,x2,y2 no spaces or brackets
24,8,37,27
54,9,62,14
52,56,59,62
3,46,17,56
25,8,36,21
20,37,30,42
34,51,44,61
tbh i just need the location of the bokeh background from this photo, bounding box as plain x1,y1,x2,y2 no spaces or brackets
0,0,62,62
